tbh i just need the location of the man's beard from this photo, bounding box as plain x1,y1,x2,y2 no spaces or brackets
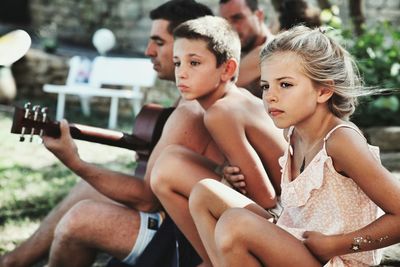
241,35,257,54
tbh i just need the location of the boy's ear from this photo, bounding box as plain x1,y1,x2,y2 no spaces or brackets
221,58,238,82
317,80,335,103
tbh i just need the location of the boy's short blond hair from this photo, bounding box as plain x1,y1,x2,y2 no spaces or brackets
173,16,241,75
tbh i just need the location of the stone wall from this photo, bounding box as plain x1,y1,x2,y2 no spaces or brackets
365,127,400,171
29,0,151,53
7,0,400,122
11,48,179,108
12,49,68,99
26,0,400,54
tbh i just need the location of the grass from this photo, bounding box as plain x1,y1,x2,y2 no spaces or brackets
0,99,137,255
2,98,400,266
0,164,77,222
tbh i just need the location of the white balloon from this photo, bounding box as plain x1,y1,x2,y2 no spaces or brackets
92,28,116,55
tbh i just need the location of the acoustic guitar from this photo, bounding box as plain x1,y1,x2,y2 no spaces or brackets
11,102,175,177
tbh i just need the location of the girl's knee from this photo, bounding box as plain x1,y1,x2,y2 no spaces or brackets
215,208,252,253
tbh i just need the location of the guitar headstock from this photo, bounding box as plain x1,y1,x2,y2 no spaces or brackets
11,102,58,142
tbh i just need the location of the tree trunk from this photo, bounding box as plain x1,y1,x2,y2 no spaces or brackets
349,0,365,35
270,0,281,12
317,0,332,10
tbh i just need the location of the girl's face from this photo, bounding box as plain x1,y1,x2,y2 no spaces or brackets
173,38,226,105
260,51,320,129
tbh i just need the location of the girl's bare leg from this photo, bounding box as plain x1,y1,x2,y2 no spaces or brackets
189,179,272,267
215,208,322,267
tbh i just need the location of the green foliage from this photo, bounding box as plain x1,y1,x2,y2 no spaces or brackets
321,7,400,126
320,5,342,29
348,22,400,126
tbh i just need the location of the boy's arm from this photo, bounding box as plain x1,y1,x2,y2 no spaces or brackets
204,106,277,209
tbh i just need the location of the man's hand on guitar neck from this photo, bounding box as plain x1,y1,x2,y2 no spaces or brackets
42,119,81,169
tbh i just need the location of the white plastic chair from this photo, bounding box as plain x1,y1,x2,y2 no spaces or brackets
43,56,156,129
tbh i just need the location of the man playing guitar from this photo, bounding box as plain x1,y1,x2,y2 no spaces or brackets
0,2,217,267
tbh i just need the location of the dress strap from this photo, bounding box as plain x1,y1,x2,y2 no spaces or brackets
286,126,295,140
285,126,296,156
323,124,366,149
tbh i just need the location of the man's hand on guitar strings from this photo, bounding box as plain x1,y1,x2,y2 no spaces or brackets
42,119,80,167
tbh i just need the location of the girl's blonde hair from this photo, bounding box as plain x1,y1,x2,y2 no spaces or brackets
260,26,364,120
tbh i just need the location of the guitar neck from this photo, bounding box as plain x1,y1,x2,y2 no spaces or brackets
10,111,149,151
11,104,175,154
50,122,149,151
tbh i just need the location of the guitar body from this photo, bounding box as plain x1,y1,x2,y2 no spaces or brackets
11,103,175,178
130,104,174,177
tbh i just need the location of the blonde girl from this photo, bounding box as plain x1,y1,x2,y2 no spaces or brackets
188,26,400,267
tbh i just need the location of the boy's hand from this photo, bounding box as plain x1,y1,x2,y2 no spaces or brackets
303,231,337,263
42,119,80,167
222,165,247,194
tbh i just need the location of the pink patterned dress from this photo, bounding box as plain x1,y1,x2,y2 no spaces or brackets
276,125,383,266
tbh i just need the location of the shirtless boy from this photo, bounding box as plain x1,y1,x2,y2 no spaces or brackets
151,16,286,266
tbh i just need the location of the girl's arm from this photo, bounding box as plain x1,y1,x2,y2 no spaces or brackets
305,127,400,262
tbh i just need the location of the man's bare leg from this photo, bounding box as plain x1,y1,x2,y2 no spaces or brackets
48,199,140,267
0,180,113,267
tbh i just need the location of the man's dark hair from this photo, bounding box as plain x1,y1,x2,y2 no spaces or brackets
150,0,213,34
219,0,259,12
278,0,321,30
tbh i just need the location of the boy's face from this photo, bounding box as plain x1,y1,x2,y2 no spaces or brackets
260,52,320,129
219,0,262,53
173,38,226,104
145,19,175,81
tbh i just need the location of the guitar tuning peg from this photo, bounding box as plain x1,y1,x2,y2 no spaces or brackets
24,102,32,109
39,107,49,139
20,104,32,142
33,105,41,112
30,105,41,142
24,104,32,119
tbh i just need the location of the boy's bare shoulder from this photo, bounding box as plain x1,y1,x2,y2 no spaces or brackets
204,102,235,128
159,99,212,153
204,88,264,127
174,99,204,117
213,88,262,111
163,100,205,131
